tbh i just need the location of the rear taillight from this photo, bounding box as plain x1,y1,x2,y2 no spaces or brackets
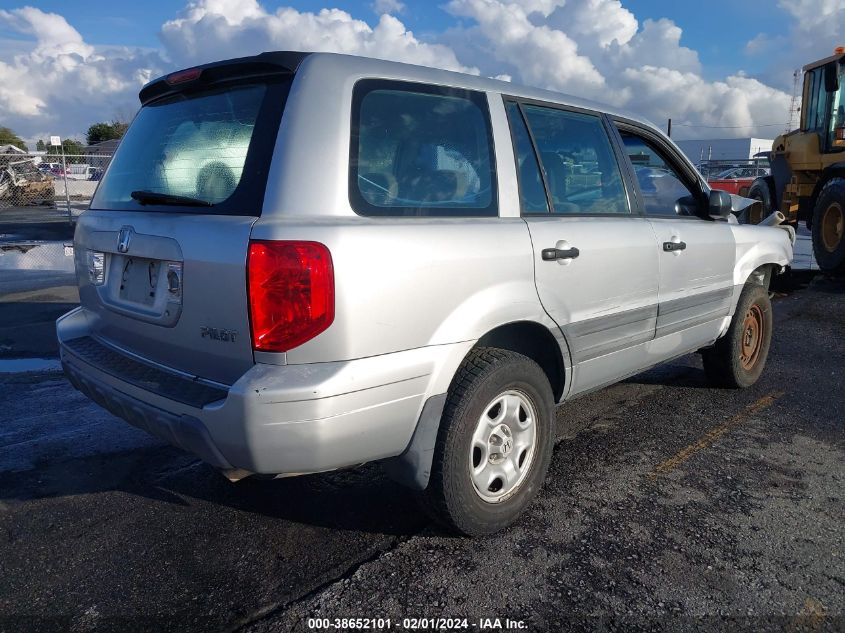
247,240,335,353
85,250,105,286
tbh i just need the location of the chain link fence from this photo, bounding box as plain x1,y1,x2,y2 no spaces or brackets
0,152,113,215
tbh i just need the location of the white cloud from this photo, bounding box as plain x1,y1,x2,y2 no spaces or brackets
540,0,637,48
445,0,605,96
442,0,788,139
745,33,781,57
620,67,791,137
0,6,93,61
0,0,808,146
371,0,406,15
779,0,845,42
160,1,474,73
0,7,160,145
746,0,845,89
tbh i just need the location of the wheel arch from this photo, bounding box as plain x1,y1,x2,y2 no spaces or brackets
745,263,776,290
473,320,567,404
382,319,569,491
730,225,792,289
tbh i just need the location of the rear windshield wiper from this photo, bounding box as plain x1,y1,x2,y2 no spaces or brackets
131,190,214,207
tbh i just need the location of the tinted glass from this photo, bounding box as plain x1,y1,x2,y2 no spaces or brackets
804,68,827,135
827,64,845,150
619,132,696,216
92,79,289,214
505,102,549,213
351,80,496,217
520,105,628,215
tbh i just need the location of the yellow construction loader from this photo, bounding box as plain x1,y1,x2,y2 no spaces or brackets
747,47,845,273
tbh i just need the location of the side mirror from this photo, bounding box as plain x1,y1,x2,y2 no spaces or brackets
708,189,732,220
674,194,699,216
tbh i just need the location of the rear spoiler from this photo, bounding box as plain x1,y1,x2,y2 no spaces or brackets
139,51,311,105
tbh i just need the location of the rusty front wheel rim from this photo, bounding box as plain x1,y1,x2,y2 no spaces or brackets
740,304,765,370
821,202,844,253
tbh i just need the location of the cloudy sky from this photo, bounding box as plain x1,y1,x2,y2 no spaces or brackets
0,0,843,147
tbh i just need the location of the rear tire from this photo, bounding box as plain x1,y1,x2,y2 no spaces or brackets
421,348,555,536
812,178,845,274
702,284,772,389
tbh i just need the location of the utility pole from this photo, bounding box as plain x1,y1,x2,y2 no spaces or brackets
787,69,802,133
667,118,672,138
51,135,72,223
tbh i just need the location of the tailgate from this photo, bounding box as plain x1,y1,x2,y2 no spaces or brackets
74,211,255,385
68,56,301,385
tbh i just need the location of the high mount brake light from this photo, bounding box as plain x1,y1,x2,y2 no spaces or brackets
166,68,202,85
247,241,335,353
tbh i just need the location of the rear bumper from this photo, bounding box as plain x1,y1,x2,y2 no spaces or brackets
57,307,446,475
62,357,234,469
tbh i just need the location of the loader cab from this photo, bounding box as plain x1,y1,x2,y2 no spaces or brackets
801,53,845,153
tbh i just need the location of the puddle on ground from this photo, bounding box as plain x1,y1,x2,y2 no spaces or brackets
0,241,74,272
791,226,819,271
0,358,62,373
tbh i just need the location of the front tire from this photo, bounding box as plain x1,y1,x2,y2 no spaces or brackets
812,178,845,274
421,348,555,536
702,284,773,389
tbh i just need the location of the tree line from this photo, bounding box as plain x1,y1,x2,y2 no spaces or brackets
0,119,130,155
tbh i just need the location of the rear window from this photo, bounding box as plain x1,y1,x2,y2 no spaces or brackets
91,78,290,214
350,79,497,217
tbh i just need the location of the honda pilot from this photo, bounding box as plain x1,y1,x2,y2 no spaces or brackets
58,52,794,535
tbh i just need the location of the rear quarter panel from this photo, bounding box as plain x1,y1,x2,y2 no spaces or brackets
250,218,552,366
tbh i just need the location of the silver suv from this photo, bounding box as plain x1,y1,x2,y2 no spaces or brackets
57,52,793,535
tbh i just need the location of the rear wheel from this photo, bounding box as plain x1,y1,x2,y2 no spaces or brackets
702,284,773,389
421,348,554,536
812,178,845,274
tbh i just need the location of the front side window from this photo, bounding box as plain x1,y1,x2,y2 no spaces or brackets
519,104,629,215
619,132,698,216
350,80,497,217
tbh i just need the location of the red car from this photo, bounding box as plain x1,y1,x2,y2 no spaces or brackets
707,166,768,196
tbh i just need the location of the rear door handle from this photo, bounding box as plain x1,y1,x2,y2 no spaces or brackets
542,247,580,261
663,241,687,252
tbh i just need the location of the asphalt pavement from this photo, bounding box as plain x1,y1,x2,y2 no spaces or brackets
0,271,843,632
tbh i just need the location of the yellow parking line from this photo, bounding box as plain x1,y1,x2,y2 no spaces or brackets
648,391,784,479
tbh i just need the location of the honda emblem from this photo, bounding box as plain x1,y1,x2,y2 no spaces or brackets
117,226,133,253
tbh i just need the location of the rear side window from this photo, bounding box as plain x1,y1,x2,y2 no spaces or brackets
505,102,549,214
350,79,497,217
519,104,629,215
92,78,291,214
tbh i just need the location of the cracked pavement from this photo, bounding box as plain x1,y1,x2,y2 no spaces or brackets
0,273,843,632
